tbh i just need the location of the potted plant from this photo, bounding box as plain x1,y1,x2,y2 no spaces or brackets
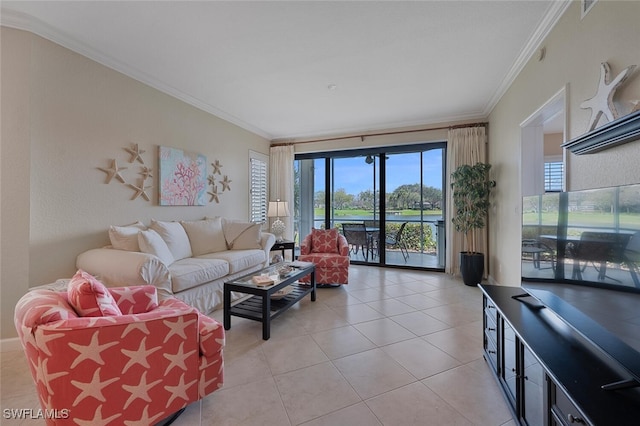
450,162,496,286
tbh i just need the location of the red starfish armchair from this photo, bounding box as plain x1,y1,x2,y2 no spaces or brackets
298,228,349,285
14,271,224,425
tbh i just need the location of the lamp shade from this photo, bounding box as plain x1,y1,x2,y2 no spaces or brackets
267,200,290,218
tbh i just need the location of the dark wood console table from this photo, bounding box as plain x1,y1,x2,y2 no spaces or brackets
479,284,640,425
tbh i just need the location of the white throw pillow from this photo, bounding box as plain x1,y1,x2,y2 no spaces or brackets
149,219,193,261
222,218,262,250
138,229,175,265
180,218,227,256
108,221,146,251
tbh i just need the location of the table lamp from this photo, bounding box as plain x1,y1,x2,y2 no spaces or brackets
267,199,289,242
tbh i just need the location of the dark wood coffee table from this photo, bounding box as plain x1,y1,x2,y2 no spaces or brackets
223,262,315,340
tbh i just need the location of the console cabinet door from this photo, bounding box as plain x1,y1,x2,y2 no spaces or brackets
483,297,499,373
522,345,545,426
501,319,518,407
501,319,547,425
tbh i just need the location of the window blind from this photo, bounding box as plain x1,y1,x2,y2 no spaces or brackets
544,161,563,192
250,156,268,223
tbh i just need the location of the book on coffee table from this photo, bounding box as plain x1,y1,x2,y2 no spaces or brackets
252,275,275,286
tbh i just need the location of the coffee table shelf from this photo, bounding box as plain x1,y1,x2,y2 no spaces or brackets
229,284,312,319
224,263,315,340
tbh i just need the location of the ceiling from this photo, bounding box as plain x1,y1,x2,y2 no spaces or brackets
1,1,569,141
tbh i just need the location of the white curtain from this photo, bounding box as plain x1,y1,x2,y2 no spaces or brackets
445,126,488,276
269,145,295,242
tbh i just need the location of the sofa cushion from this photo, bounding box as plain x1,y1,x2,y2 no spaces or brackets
67,270,123,317
109,221,146,251
311,228,340,254
181,217,227,256
169,258,230,293
221,219,262,250
138,229,175,265
150,219,193,261
199,249,266,274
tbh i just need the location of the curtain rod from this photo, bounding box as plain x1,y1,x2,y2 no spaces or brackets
270,121,488,146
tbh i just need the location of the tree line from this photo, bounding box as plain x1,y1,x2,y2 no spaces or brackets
314,184,443,211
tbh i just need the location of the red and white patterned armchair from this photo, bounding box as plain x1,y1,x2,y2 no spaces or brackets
298,228,349,285
14,270,224,425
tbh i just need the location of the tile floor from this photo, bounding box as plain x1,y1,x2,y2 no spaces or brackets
1,265,515,425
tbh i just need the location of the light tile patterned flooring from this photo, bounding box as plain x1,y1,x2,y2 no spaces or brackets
1,265,515,425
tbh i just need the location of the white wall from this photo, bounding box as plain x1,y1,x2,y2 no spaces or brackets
488,0,640,286
0,28,270,339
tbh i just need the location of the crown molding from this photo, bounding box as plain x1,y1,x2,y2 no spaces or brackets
0,9,273,140
275,112,488,142
483,1,572,116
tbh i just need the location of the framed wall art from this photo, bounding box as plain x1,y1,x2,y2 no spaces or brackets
159,146,207,206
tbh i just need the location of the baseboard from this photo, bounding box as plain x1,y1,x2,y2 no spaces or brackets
1,337,22,352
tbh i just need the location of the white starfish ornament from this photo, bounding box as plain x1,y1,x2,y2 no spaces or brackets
125,143,146,164
211,160,222,175
139,166,153,181
128,182,152,201
580,62,636,131
208,186,219,203
220,175,232,192
98,159,127,184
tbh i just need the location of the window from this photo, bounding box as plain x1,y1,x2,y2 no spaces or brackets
249,150,268,223
295,142,446,270
544,161,563,192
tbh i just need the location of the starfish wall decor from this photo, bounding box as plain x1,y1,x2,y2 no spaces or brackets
580,62,636,132
98,152,231,204
98,159,127,184
207,160,231,203
97,143,153,202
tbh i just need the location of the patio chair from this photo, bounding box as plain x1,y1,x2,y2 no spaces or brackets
342,223,371,261
364,220,380,259
385,222,409,262
568,231,626,282
521,238,555,270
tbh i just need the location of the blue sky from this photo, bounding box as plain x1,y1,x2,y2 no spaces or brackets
313,151,443,194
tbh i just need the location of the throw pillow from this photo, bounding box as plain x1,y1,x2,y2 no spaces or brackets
138,229,175,265
108,221,146,251
67,269,122,317
149,219,193,261
311,228,340,254
221,218,262,250
181,218,227,256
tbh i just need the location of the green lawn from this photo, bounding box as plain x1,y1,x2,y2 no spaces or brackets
315,208,443,217
522,212,640,227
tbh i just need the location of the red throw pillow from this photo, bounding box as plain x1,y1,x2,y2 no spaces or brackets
67,270,122,317
311,228,340,254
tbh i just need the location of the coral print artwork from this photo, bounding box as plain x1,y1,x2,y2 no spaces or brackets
159,146,207,206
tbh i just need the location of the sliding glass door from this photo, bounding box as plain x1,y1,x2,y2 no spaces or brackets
294,143,445,270
383,151,444,268
331,156,380,264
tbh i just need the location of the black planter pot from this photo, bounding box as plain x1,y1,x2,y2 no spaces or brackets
460,252,484,286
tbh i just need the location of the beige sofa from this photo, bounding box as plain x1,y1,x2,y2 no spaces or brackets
76,217,276,314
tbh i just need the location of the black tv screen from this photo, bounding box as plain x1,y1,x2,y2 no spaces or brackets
522,183,640,293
